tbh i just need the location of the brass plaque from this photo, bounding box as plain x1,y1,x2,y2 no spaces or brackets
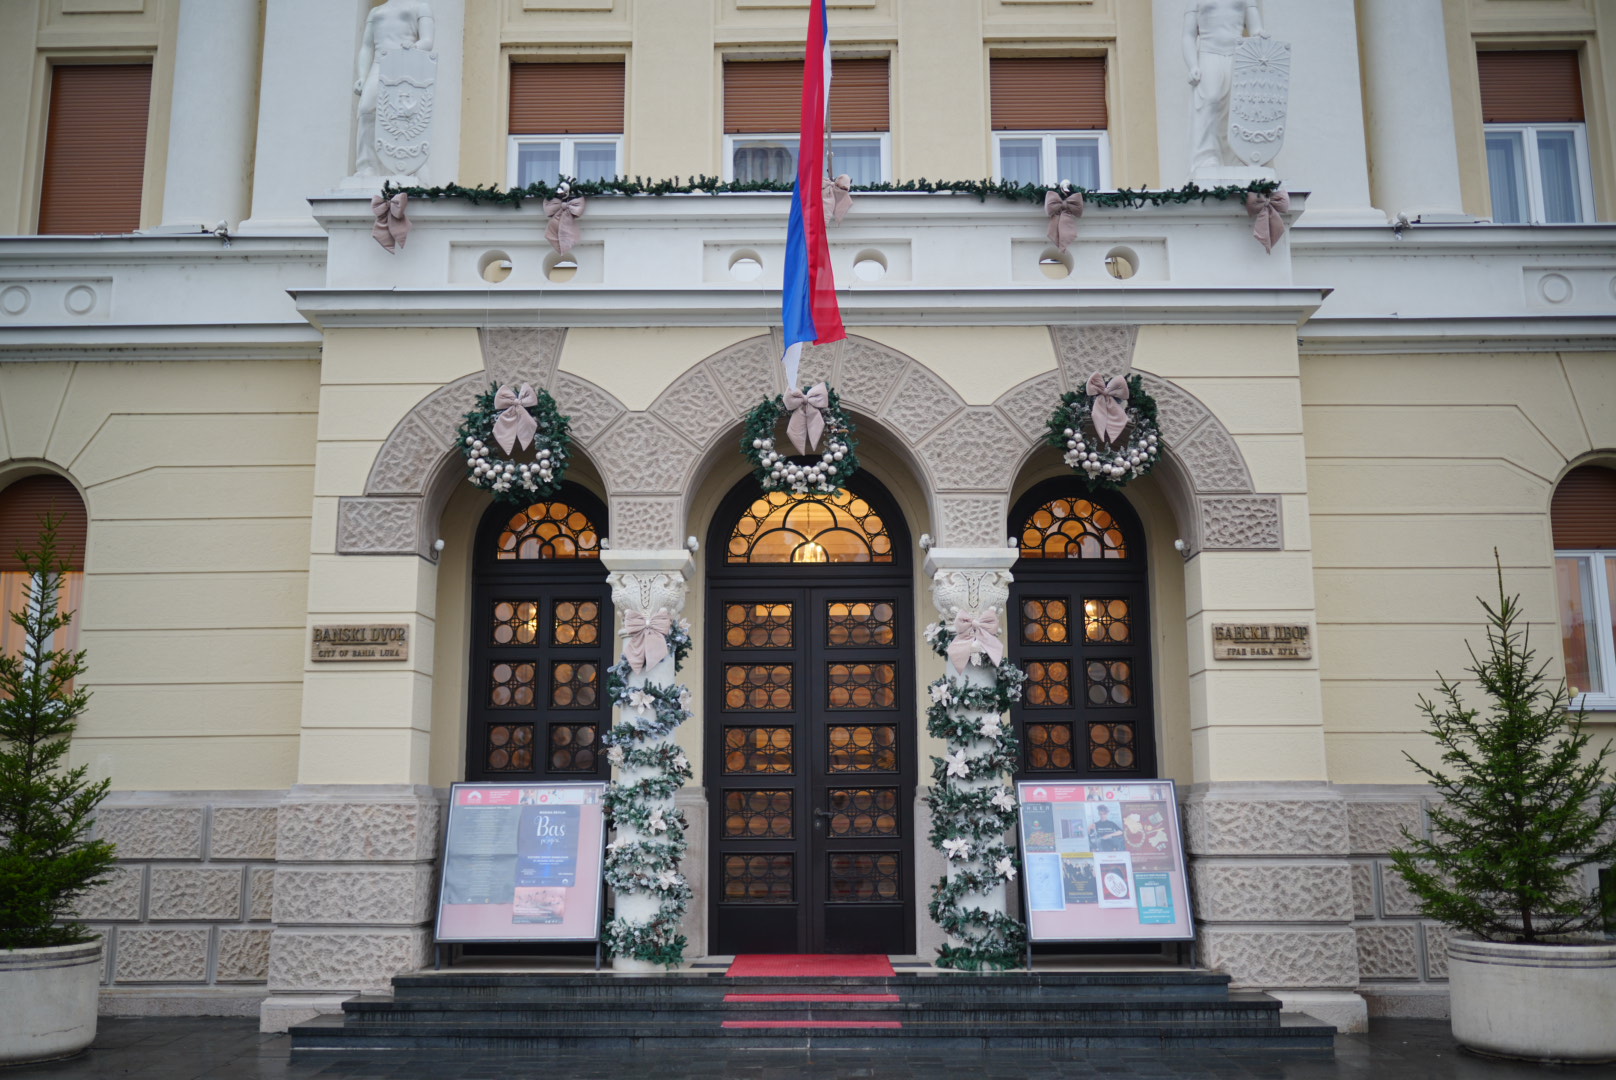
1212,623,1311,661
311,624,410,662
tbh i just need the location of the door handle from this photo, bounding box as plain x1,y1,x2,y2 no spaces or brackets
812,807,836,829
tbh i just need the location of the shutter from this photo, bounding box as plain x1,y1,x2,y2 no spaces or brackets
991,57,1107,130
510,62,626,134
1552,467,1616,550
724,58,889,133
1478,51,1585,124
38,64,152,235
0,476,87,572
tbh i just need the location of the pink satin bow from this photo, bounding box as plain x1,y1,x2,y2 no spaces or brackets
1246,189,1291,254
623,610,673,672
823,174,853,225
783,382,829,455
1044,190,1086,252
947,610,1005,676
544,196,587,255
491,384,538,455
1086,373,1130,446
370,193,409,253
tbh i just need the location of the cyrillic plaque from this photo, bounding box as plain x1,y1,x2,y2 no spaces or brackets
1211,623,1311,660
311,624,410,661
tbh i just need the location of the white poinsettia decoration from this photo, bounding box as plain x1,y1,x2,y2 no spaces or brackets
673,753,689,773
655,868,682,891
647,808,667,833
979,715,1003,739
929,682,955,706
924,622,943,643
995,856,1017,881
945,748,971,779
628,689,655,712
607,745,625,767
990,787,1017,812
943,837,972,861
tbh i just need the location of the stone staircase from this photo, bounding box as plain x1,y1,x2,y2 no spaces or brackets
289,968,1337,1052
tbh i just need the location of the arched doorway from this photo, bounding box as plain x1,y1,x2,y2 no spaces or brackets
705,475,915,954
464,484,612,783
1007,478,1157,780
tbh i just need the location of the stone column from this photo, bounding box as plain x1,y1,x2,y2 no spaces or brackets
158,0,261,231
923,548,1022,967
601,550,699,971
1358,0,1471,222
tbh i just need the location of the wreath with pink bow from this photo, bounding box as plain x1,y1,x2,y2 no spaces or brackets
456,382,574,505
1044,372,1162,491
741,383,861,495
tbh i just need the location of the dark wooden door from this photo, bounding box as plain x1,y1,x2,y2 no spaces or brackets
709,586,914,954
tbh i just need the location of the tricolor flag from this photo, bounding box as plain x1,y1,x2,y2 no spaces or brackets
780,0,845,389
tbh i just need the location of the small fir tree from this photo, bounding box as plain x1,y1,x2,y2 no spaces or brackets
1390,558,1616,943
0,515,115,950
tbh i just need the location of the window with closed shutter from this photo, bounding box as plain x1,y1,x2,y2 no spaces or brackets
507,62,626,187
989,57,1110,189
0,476,87,663
1551,466,1616,703
1477,51,1594,224
38,64,152,235
722,58,890,185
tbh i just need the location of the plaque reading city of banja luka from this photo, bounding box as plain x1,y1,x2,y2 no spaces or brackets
1016,779,1194,943
435,782,607,944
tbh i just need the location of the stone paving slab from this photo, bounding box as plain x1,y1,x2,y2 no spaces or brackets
7,1017,1564,1079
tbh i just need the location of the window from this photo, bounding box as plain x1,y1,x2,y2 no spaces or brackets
38,64,152,234
0,476,88,664
991,57,1109,189
1552,466,1616,708
507,61,624,187
723,58,890,185
1479,51,1595,224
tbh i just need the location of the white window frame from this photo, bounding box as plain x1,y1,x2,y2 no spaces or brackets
505,135,624,188
993,131,1112,190
721,133,892,184
1484,122,1596,224
1555,549,1616,712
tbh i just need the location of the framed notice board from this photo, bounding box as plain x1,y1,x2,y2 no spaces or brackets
435,781,607,944
1016,779,1194,943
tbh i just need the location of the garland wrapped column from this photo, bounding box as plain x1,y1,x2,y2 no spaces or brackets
601,551,696,971
922,549,1028,970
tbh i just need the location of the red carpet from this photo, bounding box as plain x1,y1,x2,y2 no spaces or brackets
726,954,896,977
723,993,900,1003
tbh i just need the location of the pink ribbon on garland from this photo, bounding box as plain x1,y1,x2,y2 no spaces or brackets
370,193,410,253
544,196,587,255
623,610,673,672
1044,190,1086,252
1086,373,1130,446
823,174,853,225
783,382,830,455
491,384,539,455
1246,189,1292,254
948,610,1005,675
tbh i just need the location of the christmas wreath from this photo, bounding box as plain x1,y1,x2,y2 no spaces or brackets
741,383,860,495
1045,373,1162,490
456,382,573,505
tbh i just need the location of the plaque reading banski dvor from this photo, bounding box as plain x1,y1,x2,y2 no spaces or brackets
310,624,410,661
1211,623,1312,660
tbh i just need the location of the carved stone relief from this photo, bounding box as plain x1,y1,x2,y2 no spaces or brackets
337,497,420,556
1137,371,1213,445
367,415,446,496
938,495,1008,549
995,372,1063,440
880,364,967,445
608,570,690,619
836,338,910,414
591,413,698,495
930,568,1012,619
610,496,683,549
1200,495,1283,550
705,337,780,412
1049,324,1139,386
479,327,565,389
1174,423,1255,494
650,366,737,448
552,371,626,444
918,408,1026,491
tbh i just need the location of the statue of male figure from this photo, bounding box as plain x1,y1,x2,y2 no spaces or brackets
353,0,436,176
1183,0,1268,174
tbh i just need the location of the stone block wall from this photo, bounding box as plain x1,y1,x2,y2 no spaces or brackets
76,792,280,1014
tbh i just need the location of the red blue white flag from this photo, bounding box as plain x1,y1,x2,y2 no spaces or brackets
779,0,845,388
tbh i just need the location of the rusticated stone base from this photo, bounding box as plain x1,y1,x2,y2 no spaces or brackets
100,987,268,1018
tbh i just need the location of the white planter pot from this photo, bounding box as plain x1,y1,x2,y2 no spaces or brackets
0,940,103,1065
1448,935,1616,1063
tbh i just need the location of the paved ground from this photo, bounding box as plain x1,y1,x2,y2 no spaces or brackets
6,1017,1590,1079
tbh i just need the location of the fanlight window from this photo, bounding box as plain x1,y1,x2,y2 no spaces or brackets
1019,496,1128,560
496,500,601,560
728,490,893,564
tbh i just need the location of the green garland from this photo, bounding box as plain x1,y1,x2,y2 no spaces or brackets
455,383,573,506
383,176,1280,210
922,622,1029,971
1044,374,1162,492
600,621,696,967
741,388,860,495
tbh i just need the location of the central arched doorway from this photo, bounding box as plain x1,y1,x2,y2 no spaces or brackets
705,474,915,955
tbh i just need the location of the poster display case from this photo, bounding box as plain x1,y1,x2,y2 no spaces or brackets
435,781,607,944
1016,779,1194,943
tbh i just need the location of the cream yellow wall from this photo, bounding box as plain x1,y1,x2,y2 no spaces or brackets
459,0,1156,190
1302,349,1616,784
0,356,318,790
1446,0,1616,220
0,0,180,235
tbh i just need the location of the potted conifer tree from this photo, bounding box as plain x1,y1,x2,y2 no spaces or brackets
1390,562,1616,1064
0,517,115,1064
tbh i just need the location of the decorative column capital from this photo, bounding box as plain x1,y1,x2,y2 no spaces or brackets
602,550,694,618
925,549,1017,620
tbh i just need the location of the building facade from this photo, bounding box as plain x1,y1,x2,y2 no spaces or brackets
1,0,1614,1034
